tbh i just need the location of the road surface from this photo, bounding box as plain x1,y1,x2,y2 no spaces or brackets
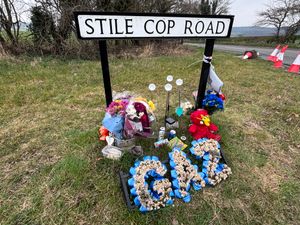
186,43,299,66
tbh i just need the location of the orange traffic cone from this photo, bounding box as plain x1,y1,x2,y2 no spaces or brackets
243,51,253,59
288,53,300,74
268,45,281,62
274,45,288,68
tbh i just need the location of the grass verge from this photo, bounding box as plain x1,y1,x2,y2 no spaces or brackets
0,49,300,225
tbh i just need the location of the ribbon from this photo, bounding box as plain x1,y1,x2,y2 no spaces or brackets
203,55,213,64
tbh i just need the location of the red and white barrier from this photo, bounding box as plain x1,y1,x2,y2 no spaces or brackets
274,45,288,68
267,45,281,62
288,53,300,74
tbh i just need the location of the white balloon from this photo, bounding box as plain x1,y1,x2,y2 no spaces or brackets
176,79,183,86
164,83,172,92
148,83,156,91
166,75,173,82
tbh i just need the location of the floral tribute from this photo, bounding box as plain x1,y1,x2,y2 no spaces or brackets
99,93,156,141
127,156,174,212
202,89,225,114
128,139,231,212
169,148,206,202
105,99,129,116
190,138,232,186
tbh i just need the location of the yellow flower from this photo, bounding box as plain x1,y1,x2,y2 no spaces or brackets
134,97,147,102
148,100,156,111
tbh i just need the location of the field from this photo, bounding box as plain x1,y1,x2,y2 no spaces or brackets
187,36,300,48
217,36,300,48
0,48,300,225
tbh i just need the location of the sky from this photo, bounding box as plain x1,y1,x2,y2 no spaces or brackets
21,0,270,27
230,0,270,26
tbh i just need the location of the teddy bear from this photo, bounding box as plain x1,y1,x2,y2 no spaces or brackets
188,109,221,141
123,103,143,138
133,102,151,134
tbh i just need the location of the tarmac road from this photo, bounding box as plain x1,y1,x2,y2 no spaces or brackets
186,43,299,66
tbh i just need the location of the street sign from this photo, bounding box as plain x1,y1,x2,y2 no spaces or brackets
74,12,234,39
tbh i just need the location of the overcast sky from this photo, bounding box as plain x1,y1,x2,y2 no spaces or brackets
231,0,270,26
21,0,269,27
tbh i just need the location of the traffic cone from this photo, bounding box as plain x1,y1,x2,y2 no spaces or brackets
267,45,281,62
288,53,300,73
274,45,288,68
243,51,253,59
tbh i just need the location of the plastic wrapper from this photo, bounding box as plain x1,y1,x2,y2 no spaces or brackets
102,113,124,139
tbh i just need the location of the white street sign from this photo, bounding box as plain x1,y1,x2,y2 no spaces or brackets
74,13,234,39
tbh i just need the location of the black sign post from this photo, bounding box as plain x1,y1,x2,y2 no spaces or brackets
74,12,234,108
196,38,215,109
99,40,113,107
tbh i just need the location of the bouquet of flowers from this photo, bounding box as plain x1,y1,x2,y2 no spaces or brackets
100,92,156,140
202,90,224,114
106,99,129,116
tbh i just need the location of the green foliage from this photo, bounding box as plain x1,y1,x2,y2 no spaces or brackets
200,0,211,15
29,6,55,46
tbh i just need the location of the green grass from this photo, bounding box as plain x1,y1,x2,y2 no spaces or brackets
0,48,300,225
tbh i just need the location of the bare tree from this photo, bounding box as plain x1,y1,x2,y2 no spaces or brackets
0,0,21,45
284,1,300,41
197,0,231,15
210,0,231,15
256,0,297,38
173,0,197,13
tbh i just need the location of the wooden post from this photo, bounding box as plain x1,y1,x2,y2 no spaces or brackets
99,40,113,107
196,39,215,109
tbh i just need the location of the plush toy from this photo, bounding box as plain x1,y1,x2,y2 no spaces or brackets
180,100,194,115
124,103,143,138
133,102,151,133
188,109,221,141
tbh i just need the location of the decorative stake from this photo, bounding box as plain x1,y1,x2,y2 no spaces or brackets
164,83,172,117
148,83,156,92
148,83,158,125
167,75,174,82
164,83,174,127
175,79,184,117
